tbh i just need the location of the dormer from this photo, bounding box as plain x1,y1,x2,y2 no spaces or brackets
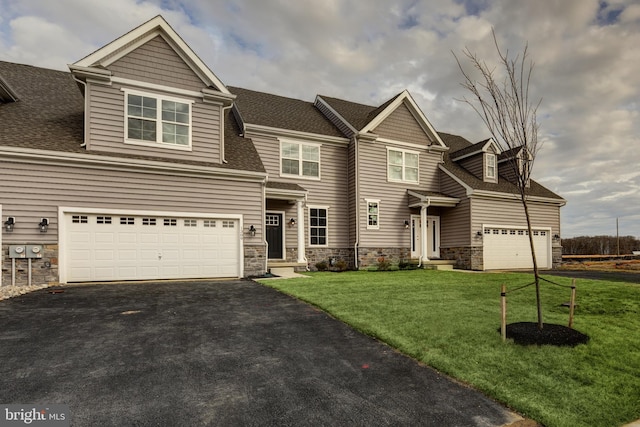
68,15,235,164
450,138,500,183
499,146,532,187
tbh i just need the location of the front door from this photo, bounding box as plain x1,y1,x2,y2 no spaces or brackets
411,215,440,259
265,212,284,259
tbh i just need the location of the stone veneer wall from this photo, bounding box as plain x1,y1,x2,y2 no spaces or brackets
357,247,411,270
305,247,355,271
440,246,484,270
244,244,267,277
1,244,59,286
552,245,562,268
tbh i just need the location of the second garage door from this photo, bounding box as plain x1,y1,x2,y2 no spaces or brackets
63,212,241,282
483,226,551,270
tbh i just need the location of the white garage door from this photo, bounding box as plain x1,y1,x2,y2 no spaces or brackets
483,226,551,270
63,213,241,282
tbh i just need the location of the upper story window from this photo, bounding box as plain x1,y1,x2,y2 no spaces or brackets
280,140,320,179
388,148,419,183
486,153,496,179
124,90,192,150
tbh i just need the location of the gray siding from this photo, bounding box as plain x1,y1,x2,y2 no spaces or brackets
249,133,350,247
357,140,441,247
372,103,431,146
0,161,263,244
109,36,204,92
459,155,483,180
440,172,471,247
86,83,221,163
471,196,561,237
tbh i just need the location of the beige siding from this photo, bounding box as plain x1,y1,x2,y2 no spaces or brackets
250,133,350,247
87,83,221,163
109,36,204,92
348,140,357,246
357,141,441,247
372,103,431,146
0,161,263,244
471,196,561,237
459,155,483,180
440,172,471,247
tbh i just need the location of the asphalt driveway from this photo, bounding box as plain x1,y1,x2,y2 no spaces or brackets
0,280,524,426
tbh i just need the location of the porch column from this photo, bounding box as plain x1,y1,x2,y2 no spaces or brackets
296,199,306,263
421,205,429,263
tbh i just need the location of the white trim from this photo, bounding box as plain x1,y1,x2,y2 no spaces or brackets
112,77,235,104
486,153,496,179
0,146,267,182
279,139,322,181
244,123,349,145
72,16,230,93
377,137,430,151
360,90,447,148
122,88,193,151
450,138,501,162
308,205,329,247
387,147,419,184
314,96,358,134
407,190,460,208
365,199,380,230
58,207,244,283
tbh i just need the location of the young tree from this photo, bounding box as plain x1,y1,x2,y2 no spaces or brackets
454,30,544,329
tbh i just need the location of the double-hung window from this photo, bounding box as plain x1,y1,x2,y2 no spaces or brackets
486,153,496,179
281,140,320,179
309,207,328,246
366,200,380,229
387,148,419,183
125,90,192,149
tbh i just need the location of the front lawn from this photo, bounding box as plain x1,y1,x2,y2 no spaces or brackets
261,270,640,427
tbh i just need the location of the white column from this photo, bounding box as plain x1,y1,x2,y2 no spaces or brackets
296,199,306,263
421,205,429,263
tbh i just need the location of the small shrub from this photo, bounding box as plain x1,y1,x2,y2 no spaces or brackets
335,260,348,272
398,260,410,270
315,261,328,271
377,257,391,271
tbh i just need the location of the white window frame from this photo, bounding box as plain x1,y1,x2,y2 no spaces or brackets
387,147,419,183
366,199,380,230
486,153,496,179
279,138,321,180
123,89,193,151
308,206,329,246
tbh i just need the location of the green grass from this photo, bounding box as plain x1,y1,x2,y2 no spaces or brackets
261,270,640,427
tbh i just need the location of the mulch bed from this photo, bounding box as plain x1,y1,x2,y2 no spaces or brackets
499,322,590,346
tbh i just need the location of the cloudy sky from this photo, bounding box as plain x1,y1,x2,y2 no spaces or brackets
1,0,639,238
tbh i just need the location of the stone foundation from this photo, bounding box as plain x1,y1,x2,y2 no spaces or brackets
306,247,355,271
1,244,59,287
244,244,267,277
552,245,562,268
357,247,411,270
440,246,484,270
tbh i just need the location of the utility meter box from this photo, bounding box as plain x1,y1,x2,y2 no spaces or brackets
26,245,44,259
9,245,27,259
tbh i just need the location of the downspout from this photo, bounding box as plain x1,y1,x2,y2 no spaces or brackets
353,134,360,269
72,76,89,147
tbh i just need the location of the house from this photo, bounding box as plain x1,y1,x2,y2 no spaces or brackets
0,16,565,286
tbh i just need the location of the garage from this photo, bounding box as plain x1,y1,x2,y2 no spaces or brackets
483,226,551,270
61,210,242,282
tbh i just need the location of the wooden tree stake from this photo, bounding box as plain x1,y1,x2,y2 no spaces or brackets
501,284,507,342
568,279,576,329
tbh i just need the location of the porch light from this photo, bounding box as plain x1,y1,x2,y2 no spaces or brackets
4,217,15,232
553,234,560,241
289,218,296,226
476,231,483,238
404,220,410,229
39,218,49,233
249,225,256,237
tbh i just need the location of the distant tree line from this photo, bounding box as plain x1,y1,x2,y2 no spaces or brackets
562,235,640,255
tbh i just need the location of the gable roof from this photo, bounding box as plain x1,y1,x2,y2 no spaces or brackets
0,60,264,173
229,86,344,138
449,138,499,160
438,132,563,201
71,15,229,93
318,91,447,148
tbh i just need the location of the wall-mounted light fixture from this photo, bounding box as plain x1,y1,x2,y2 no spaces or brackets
289,218,296,227
476,230,483,239
39,218,49,233
404,220,410,229
553,234,560,241
249,225,256,237
4,217,15,232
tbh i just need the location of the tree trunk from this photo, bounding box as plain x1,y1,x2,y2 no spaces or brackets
521,194,543,330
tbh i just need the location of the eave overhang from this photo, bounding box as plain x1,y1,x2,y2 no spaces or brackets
243,123,349,145
407,190,460,208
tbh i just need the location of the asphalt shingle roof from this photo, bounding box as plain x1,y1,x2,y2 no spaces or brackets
0,61,265,173
229,86,344,138
318,93,402,131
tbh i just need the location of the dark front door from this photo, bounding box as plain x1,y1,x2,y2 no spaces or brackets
266,213,283,259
